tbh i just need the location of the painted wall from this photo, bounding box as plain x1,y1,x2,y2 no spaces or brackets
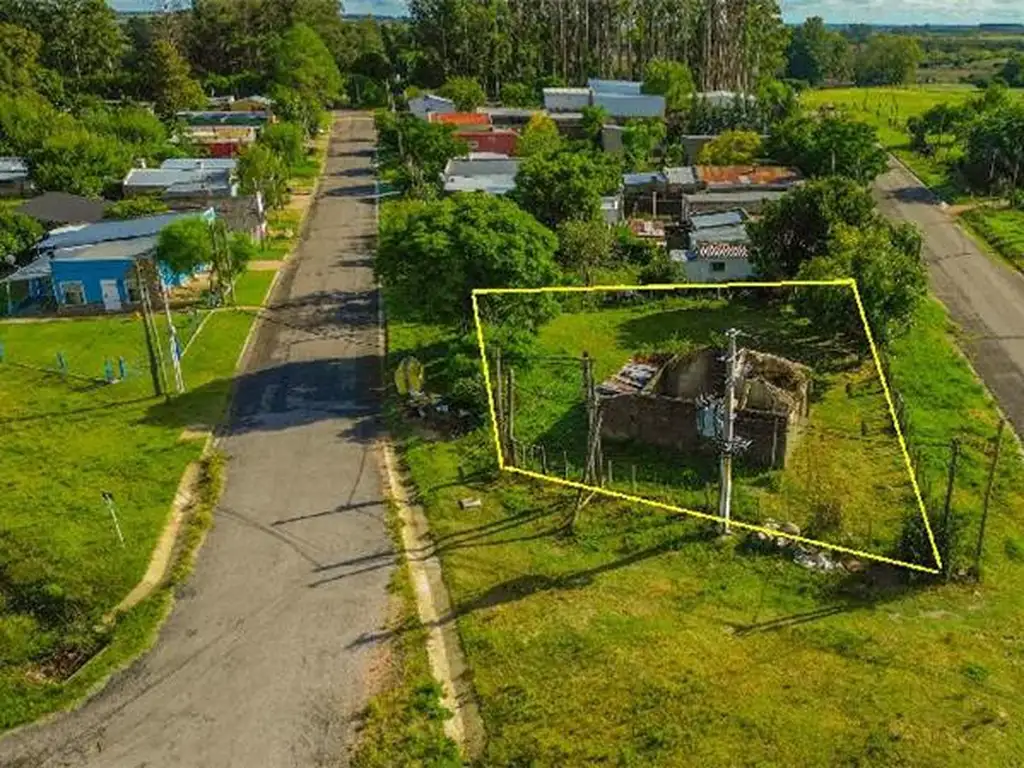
682,258,755,283
51,258,135,307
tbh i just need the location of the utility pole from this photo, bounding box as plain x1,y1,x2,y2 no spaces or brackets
718,328,740,535
136,260,165,399
159,280,185,394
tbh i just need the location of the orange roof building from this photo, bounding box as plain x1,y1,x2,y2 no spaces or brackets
695,165,802,191
428,112,492,130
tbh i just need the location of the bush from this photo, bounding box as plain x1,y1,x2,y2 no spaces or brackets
500,82,537,107
260,121,306,169
104,196,169,220
438,76,486,111
638,252,678,284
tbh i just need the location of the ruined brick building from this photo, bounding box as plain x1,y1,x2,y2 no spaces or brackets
598,347,811,470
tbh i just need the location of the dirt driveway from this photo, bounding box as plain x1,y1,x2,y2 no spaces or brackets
0,113,393,767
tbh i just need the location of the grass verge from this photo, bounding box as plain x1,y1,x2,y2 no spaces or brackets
961,207,1024,273
350,498,461,768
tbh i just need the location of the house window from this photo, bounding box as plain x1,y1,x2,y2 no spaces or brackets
125,276,142,303
60,281,86,305
710,261,726,273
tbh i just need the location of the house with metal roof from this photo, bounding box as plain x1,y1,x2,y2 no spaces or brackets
0,157,31,197
543,87,592,113
593,92,665,119
684,189,788,215
5,209,214,314
123,165,237,200
689,209,748,230
442,157,520,195
671,240,753,283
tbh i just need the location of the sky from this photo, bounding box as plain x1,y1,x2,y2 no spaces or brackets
109,0,1023,26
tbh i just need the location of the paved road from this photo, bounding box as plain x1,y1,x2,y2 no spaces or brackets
0,114,393,767
874,157,1024,438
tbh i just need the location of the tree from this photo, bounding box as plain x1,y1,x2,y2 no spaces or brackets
698,130,763,165
767,114,887,184
0,22,45,95
260,122,306,170
155,216,213,277
269,85,323,138
642,58,695,113
1000,53,1024,88
0,0,126,93
0,92,66,156
622,118,666,171
376,193,559,330
272,23,344,108
785,17,850,86
439,76,486,111
517,113,562,158
500,82,537,107
238,143,289,209
145,38,206,118
104,197,169,220
794,222,926,344
515,150,622,229
29,129,131,196
580,105,609,149
0,209,43,266
747,178,878,279
374,110,468,198
961,102,1024,194
854,34,922,86
557,218,614,285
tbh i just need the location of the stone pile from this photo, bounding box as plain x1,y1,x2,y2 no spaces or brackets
748,519,862,573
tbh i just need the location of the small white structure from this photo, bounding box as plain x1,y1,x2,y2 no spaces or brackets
694,91,757,109
601,194,624,225
543,87,591,113
673,242,754,283
409,93,456,120
442,157,520,195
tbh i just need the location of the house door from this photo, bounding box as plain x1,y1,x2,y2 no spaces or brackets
100,280,122,312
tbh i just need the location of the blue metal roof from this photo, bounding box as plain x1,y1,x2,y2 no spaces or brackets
588,79,643,95
690,210,748,230
622,171,667,187
37,211,205,251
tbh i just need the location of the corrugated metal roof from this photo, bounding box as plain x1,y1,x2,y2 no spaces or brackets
622,171,667,187
691,210,748,229
161,158,237,171
444,158,520,177
125,167,232,188
593,92,665,118
0,255,51,283
629,219,666,239
478,107,537,118
597,357,665,397
429,112,491,127
696,165,802,188
543,87,591,95
176,111,268,126
691,225,748,245
664,166,698,187
52,235,159,262
16,192,107,225
443,176,517,195
588,79,643,95
685,190,788,204
38,211,202,251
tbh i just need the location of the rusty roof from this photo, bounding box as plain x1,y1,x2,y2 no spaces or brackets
429,112,492,127
696,165,802,188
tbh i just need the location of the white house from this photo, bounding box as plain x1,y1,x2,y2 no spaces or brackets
672,241,754,283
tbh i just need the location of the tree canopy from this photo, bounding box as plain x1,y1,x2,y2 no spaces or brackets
0,210,43,266
374,110,468,198
642,58,695,113
156,216,213,277
376,193,560,329
515,150,622,230
238,143,289,209
698,130,763,165
272,23,344,109
516,113,563,158
785,16,851,86
854,34,922,86
767,113,887,184
438,76,486,111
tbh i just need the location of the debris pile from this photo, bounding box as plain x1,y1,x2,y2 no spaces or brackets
747,519,862,573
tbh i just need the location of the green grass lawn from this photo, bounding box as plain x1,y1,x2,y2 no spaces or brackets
0,309,256,730
387,291,1024,766
232,269,277,307
961,207,1024,272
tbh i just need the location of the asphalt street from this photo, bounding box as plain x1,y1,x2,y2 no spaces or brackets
0,113,392,768
874,157,1024,440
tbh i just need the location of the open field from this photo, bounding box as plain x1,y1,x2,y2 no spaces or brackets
477,290,918,565
802,86,1024,200
961,207,1024,272
0,309,256,729
387,290,1024,766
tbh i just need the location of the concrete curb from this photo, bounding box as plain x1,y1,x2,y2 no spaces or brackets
378,441,486,759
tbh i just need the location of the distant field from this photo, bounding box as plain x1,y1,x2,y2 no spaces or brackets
0,309,255,729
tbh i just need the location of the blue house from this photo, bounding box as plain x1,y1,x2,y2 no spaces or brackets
3,209,213,314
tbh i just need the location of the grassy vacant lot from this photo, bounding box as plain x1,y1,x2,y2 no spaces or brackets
961,207,1024,272
388,291,1024,766
0,309,256,730
232,268,277,307
481,290,915,563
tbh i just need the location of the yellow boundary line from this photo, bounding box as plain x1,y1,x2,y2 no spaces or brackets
471,279,943,575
